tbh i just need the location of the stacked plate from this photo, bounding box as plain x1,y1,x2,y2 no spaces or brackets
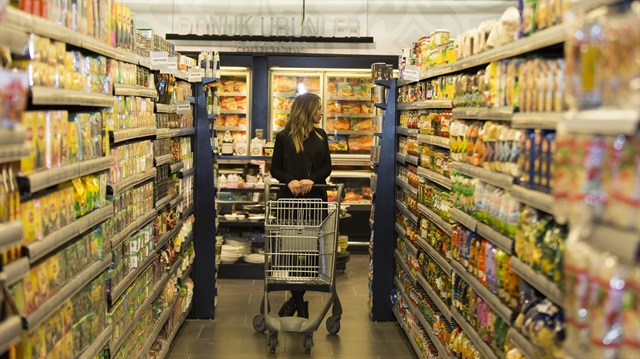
220,244,246,264
243,253,265,264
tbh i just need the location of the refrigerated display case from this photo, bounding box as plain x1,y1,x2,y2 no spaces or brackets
214,68,252,145
269,69,323,135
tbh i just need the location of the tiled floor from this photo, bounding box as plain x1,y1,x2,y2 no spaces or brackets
166,254,416,358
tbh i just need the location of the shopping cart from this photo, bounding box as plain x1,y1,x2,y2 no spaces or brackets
252,183,344,354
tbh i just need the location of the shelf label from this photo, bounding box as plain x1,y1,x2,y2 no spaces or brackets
176,101,191,114
188,68,204,83
402,68,419,82
150,52,169,68
162,57,178,74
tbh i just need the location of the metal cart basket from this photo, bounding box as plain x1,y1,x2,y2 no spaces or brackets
252,183,344,354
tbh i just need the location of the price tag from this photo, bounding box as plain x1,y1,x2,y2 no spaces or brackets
176,100,191,114
164,57,178,74
188,68,204,83
150,51,169,71
402,68,419,82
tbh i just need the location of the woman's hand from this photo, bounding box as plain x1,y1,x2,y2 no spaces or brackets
299,179,314,195
288,180,301,196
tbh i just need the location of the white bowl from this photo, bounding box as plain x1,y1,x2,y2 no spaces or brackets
223,214,237,221
236,214,246,220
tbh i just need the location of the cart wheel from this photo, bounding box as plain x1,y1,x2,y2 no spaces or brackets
253,315,265,333
326,316,341,334
303,333,313,354
269,332,278,353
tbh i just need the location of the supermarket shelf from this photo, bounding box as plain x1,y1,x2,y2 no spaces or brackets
562,108,640,136
417,134,450,149
217,187,264,193
24,253,112,332
510,257,563,308
170,161,184,174
511,185,553,214
396,176,418,197
451,208,478,232
391,305,426,359
416,272,452,323
374,103,387,110
108,167,156,196
509,329,537,359
405,154,419,166
215,155,272,162
179,167,195,178
327,113,374,118
111,260,177,356
327,96,371,101
156,128,180,139
113,83,157,98
170,194,184,209
451,308,498,359
157,307,190,359
0,316,22,354
511,112,565,130
77,325,111,359
180,262,194,283
397,99,453,110
213,126,246,132
395,200,419,225
0,257,29,287
220,109,247,115
396,153,406,164
155,154,173,167
30,86,114,107
111,126,157,143
110,250,157,304
418,24,567,81
416,235,452,277
157,221,183,250
326,130,373,136
452,107,514,121
219,92,247,97
451,260,514,323
208,113,219,120
476,222,514,255
110,209,156,249
24,204,113,263
401,283,451,359
395,249,416,284
396,223,418,258
156,103,177,114
0,143,30,164
0,220,23,251
182,205,194,219
137,294,180,359
177,127,196,136
417,166,452,190
396,126,419,136
0,126,26,147
0,22,31,56
451,162,513,189
156,194,174,210
18,156,113,193
417,203,453,237
580,224,640,267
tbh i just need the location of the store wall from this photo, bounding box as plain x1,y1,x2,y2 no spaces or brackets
121,0,512,56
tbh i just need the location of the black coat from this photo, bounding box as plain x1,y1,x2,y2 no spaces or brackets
270,127,332,200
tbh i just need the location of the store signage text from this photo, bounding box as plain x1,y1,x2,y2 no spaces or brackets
233,41,308,53
178,16,361,38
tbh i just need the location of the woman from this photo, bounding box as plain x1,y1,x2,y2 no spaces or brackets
270,92,332,319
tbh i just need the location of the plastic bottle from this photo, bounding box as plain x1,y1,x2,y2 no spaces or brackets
205,51,213,78
213,51,221,79
198,52,206,70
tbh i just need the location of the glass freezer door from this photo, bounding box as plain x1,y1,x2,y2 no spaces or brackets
270,70,323,137
324,72,374,155
214,69,251,145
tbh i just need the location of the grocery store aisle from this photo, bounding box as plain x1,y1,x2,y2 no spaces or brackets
166,254,416,358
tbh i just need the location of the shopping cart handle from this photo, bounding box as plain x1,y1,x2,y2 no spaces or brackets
265,183,344,202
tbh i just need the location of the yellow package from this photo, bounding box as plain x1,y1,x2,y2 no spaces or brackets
20,112,36,175
59,111,69,167
67,120,79,164
35,263,49,305
47,254,62,296
24,271,38,314
9,280,25,314
34,112,46,171
40,194,52,237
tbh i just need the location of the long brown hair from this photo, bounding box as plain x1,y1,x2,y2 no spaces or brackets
285,93,322,153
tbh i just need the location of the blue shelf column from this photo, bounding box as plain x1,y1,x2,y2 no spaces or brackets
371,79,398,321
191,80,218,319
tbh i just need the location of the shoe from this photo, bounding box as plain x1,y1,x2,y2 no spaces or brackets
278,298,296,317
296,301,309,319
